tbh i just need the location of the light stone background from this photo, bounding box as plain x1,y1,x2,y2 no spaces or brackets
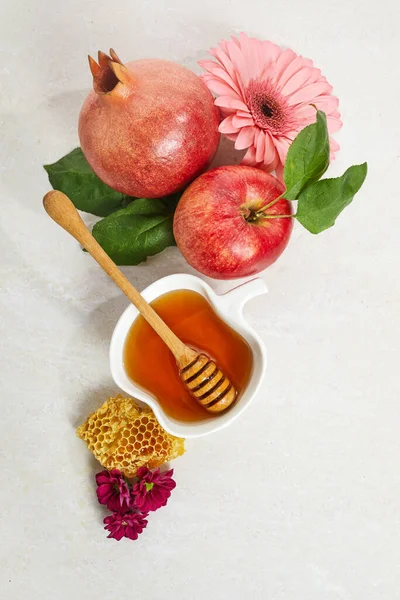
1,1,399,598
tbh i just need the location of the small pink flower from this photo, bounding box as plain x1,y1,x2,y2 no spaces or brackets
103,511,148,541
133,467,176,512
96,469,131,513
199,33,342,179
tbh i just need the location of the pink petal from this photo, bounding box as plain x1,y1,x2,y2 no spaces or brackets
281,67,314,96
225,133,239,141
274,137,290,164
232,114,254,128
219,115,240,134
214,95,249,111
205,78,244,98
287,81,333,105
264,132,276,164
256,130,265,162
278,55,304,89
198,59,221,72
209,45,240,86
327,116,343,133
237,109,252,118
238,32,262,81
198,61,242,95
235,126,256,150
226,41,249,90
275,162,284,182
262,40,281,64
272,48,297,84
293,104,317,119
241,146,257,166
230,35,241,48
329,137,340,153
312,94,339,114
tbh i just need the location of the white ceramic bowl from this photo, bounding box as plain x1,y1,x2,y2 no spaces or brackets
110,273,267,438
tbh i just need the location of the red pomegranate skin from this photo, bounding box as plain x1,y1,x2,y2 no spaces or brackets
79,56,220,198
173,165,293,279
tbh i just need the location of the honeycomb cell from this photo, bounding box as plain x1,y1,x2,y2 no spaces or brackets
137,433,143,442
155,444,162,452
139,425,146,433
142,417,148,425
126,444,133,452
93,428,100,436
144,431,151,440
147,422,154,431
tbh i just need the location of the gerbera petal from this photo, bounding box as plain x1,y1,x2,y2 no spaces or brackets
272,48,297,83
226,40,249,89
278,55,305,89
214,95,249,111
327,116,343,133
237,109,252,118
238,32,263,81
281,67,314,96
275,162,284,182
235,126,256,150
274,137,290,164
241,146,257,166
293,104,318,119
256,130,265,162
312,94,339,114
329,137,340,153
198,59,221,72
232,114,254,128
287,81,333,105
198,61,242,95
264,132,276,164
205,78,243,98
218,115,240,134
209,45,240,87
225,132,239,142
262,40,281,64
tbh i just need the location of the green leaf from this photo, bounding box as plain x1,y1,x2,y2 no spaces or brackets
296,163,368,234
92,197,178,265
283,110,330,200
44,148,133,217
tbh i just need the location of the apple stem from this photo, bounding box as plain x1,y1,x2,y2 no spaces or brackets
261,214,293,219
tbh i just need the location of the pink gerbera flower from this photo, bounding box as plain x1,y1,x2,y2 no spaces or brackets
199,33,342,178
103,511,148,541
96,469,131,513
132,467,176,512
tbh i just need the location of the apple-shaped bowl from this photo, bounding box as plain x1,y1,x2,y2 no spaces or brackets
110,273,267,438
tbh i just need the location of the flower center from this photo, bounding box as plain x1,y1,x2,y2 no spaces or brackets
145,482,154,492
261,103,274,118
246,79,292,136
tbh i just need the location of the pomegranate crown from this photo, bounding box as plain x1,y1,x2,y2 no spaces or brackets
88,49,132,94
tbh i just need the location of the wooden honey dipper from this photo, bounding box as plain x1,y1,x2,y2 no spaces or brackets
43,191,237,414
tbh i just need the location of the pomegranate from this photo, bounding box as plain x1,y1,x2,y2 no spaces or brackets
78,49,220,198
173,165,293,279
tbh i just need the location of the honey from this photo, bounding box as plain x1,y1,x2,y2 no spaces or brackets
124,289,253,422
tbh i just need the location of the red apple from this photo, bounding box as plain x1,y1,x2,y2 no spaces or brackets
173,165,293,279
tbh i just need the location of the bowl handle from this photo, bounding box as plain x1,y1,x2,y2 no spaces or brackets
220,278,268,314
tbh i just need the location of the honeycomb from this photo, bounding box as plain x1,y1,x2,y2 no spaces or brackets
76,396,185,478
